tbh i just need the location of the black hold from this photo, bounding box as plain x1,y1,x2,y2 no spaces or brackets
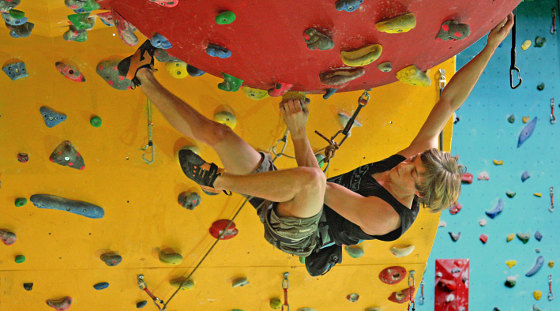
23,283,33,291
186,64,205,77
49,140,85,170
136,300,148,308
448,232,461,242
17,153,28,163
534,36,546,47
537,83,545,91
507,114,515,123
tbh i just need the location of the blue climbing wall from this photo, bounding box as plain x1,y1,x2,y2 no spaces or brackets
422,1,559,310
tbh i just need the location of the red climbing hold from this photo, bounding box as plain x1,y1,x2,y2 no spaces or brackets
461,173,473,184
268,82,293,97
209,219,238,240
388,286,415,304
449,202,462,215
148,0,179,8
379,266,406,285
480,234,488,244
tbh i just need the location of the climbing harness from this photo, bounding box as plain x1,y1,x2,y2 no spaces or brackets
510,10,523,89
137,274,165,311
282,272,290,311
142,98,155,164
549,274,554,301
550,186,555,213
271,128,295,160
314,89,370,171
552,8,557,34
418,277,425,305
407,270,416,311
551,98,556,124
438,69,447,151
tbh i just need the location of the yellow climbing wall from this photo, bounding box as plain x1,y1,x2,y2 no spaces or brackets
0,2,455,310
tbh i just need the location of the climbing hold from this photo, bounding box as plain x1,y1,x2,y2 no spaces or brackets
526,256,545,277
17,153,28,163
315,153,327,169
2,61,28,81
23,283,33,291
154,49,183,63
436,20,470,41
218,73,243,92
206,44,232,59
150,33,172,49
449,202,462,215
533,305,542,311
485,199,504,219
376,13,416,33
67,13,96,30
534,231,542,241
477,171,489,180
506,260,517,268
521,171,531,182
297,309,316,311
493,160,503,165
90,116,102,127
319,68,365,86
63,26,88,42
507,115,515,123
548,260,554,268
507,233,515,242
46,297,72,311
504,275,517,288
96,59,134,90
15,197,27,207
93,282,109,290
0,0,21,12
186,64,205,77
388,287,415,304
97,11,114,27
390,245,415,257
534,36,546,47
159,249,183,265
377,62,393,72
31,194,104,219
518,117,537,147
136,300,148,308
533,290,542,300
535,248,541,253
79,0,100,12
2,10,26,26
517,232,530,244
112,9,138,46
379,266,406,284
232,277,249,287
0,229,16,245
40,106,67,128
303,28,334,51
336,0,363,12
49,141,85,170
506,191,516,198
214,111,237,129
396,65,430,87
148,0,179,8
268,82,293,97
14,254,25,263
177,191,200,210
209,219,238,240
537,83,545,91
242,86,269,100
340,44,382,67
338,112,362,135
165,61,188,79
534,193,542,197
346,293,359,302
365,308,381,311
521,40,532,50
479,219,487,226
522,116,530,123
461,173,473,184
215,11,236,25
170,277,194,290
8,21,35,38
100,253,122,266
448,232,461,242
479,234,488,244
323,88,337,99
345,245,364,258
55,61,85,82
270,298,281,309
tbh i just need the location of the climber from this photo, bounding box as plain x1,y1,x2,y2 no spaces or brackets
117,12,514,274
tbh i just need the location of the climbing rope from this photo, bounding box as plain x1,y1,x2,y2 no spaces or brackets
549,274,554,301
282,272,290,311
550,98,556,124
137,274,165,310
407,270,416,311
142,98,155,164
418,276,425,305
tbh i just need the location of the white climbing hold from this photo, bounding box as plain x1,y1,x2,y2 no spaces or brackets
390,245,415,258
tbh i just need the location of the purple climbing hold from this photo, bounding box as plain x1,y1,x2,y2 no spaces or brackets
49,140,85,170
206,44,232,59
40,106,67,128
485,199,504,219
448,232,461,242
100,253,122,266
517,117,537,147
0,229,16,245
525,255,544,277
534,231,543,241
521,171,531,182
150,33,172,49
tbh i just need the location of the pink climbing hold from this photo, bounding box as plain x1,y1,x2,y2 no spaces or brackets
46,296,72,311
111,9,138,46
461,173,473,184
0,229,16,245
149,0,179,8
268,82,293,97
449,202,462,215
480,234,488,244
477,171,489,181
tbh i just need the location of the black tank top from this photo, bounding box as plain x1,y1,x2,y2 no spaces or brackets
324,154,419,245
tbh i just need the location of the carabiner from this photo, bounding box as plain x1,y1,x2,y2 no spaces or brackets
510,10,522,89
551,98,556,124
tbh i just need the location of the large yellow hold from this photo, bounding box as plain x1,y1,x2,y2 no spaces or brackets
376,13,416,33
214,111,237,130
242,86,269,100
341,44,382,67
166,61,189,79
396,65,431,87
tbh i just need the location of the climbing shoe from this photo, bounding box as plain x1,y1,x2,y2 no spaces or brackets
117,40,156,88
178,149,229,196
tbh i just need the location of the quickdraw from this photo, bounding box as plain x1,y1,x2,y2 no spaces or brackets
419,277,425,305
551,98,556,124
510,9,523,89
550,186,555,213
142,98,155,164
282,272,290,311
438,69,447,150
137,274,165,311
408,270,416,311
552,8,557,34
271,128,295,160
549,274,555,301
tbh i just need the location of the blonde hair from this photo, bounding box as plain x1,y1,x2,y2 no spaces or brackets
415,148,465,213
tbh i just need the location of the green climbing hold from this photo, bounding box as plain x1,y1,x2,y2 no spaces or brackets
170,277,194,290
67,13,95,31
218,73,243,92
299,256,305,264
15,198,27,207
216,11,236,25
9,9,25,19
270,298,282,309
315,153,326,169
345,245,364,258
90,116,102,127
537,83,545,91
506,191,516,198
82,0,101,11
534,36,546,48
15,255,26,263
517,232,530,244
504,275,517,288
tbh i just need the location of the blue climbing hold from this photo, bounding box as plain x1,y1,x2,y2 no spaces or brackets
485,199,504,219
93,282,109,290
2,62,28,81
517,117,537,148
150,33,172,49
30,194,104,219
206,44,232,59
323,88,337,99
40,106,67,128
187,64,205,77
336,0,364,12
521,171,531,182
525,255,544,277
535,231,543,241
2,12,28,26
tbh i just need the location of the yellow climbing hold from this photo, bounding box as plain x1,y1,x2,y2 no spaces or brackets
493,160,503,165
340,44,383,67
396,65,431,87
549,260,554,268
375,13,416,33
505,260,517,268
522,116,530,123
533,290,542,300
214,111,237,130
534,193,542,197
159,249,183,265
170,277,194,290
521,40,532,50
242,86,269,100
270,298,282,309
507,233,515,242
282,91,308,101
165,61,188,79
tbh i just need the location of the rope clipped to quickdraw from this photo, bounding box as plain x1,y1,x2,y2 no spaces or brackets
271,128,295,160
437,69,447,151
407,270,416,311
137,274,165,311
282,272,290,311
142,98,155,164
314,89,370,172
